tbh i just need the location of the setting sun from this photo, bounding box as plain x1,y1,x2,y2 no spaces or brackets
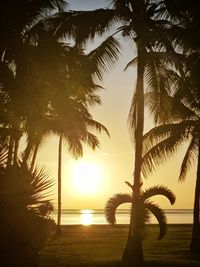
71,161,102,195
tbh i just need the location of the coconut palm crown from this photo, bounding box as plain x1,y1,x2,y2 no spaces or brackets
105,181,175,240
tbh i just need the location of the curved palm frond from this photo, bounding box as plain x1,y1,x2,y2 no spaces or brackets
124,57,137,71
85,118,110,137
105,193,132,224
143,185,176,205
145,201,167,240
142,121,196,177
143,120,196,155
179,135,199,182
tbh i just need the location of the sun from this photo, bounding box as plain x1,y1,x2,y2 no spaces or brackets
71,161,102,195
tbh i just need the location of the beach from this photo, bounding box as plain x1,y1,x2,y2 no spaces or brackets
40,224,200,267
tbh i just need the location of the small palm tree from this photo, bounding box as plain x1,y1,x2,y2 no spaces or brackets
0,143,55,267
105,181,176,262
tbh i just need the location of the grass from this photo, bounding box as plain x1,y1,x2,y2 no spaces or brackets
39,224,200,267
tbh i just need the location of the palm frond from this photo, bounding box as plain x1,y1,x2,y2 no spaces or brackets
44,9,117,45
143,124,173,156
143,121,195,155
23,0,68,36
143,185,176,205
128,92,137,141
124,57,137,71
142,121,195,177
28,166,53,204
145,201,167,240
179,136,198,182
144,52,181,124
145,91,173,125
64,135,83,158
125,181,133,190
145,57,161,96
86,119,110,137
88,36,121,80
0,142,8,167
105,193,132,224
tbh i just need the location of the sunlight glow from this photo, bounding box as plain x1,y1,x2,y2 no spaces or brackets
81,209,93,225
71,161,102,195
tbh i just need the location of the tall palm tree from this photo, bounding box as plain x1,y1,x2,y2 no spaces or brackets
105,182,175,260
15,35,119,233
52,98,110,234
142,53,200,253
42,1,174,263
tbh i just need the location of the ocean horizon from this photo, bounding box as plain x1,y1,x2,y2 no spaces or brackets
51,209,193,225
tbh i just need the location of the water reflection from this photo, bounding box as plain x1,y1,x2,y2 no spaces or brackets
51,209,193,225
81,209,93,225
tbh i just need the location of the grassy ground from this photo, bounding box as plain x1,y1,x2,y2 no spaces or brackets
39,224,200,267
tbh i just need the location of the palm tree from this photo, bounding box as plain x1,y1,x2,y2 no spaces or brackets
0,1,67,164
52,99,110,234
16,35,119,234
0,142,54,267
105,181,175,262
42,1,174,263
142,53,200,253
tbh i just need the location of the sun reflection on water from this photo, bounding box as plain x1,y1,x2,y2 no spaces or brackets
81,210,93,225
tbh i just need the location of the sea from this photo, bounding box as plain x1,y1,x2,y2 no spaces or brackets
51,209,193,225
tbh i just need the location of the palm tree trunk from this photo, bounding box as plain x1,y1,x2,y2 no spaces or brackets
122,43,145,266
23,140,33,165
13,138,19,164
190,139,200,254
7,136,14,166
56,133,63,235
30,142,39,172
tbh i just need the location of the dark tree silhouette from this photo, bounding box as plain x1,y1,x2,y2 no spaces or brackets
142,52,200,254
42,1,176,264
0,143,54,267
105,182,176,258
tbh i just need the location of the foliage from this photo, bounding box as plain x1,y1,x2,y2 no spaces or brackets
105,182,175,240
0,145,55,267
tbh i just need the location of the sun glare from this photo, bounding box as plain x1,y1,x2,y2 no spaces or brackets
71,161,102,195
81,210,93,225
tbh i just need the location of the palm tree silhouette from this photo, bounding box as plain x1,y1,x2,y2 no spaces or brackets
142,52,200,253
1,8,119,235
45,1,175,263
52,99,110,234
0,1,67,165
105,182,175,250
18,36,118,233
0,142,54,267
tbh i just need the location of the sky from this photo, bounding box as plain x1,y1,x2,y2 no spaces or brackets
32,0,196,210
